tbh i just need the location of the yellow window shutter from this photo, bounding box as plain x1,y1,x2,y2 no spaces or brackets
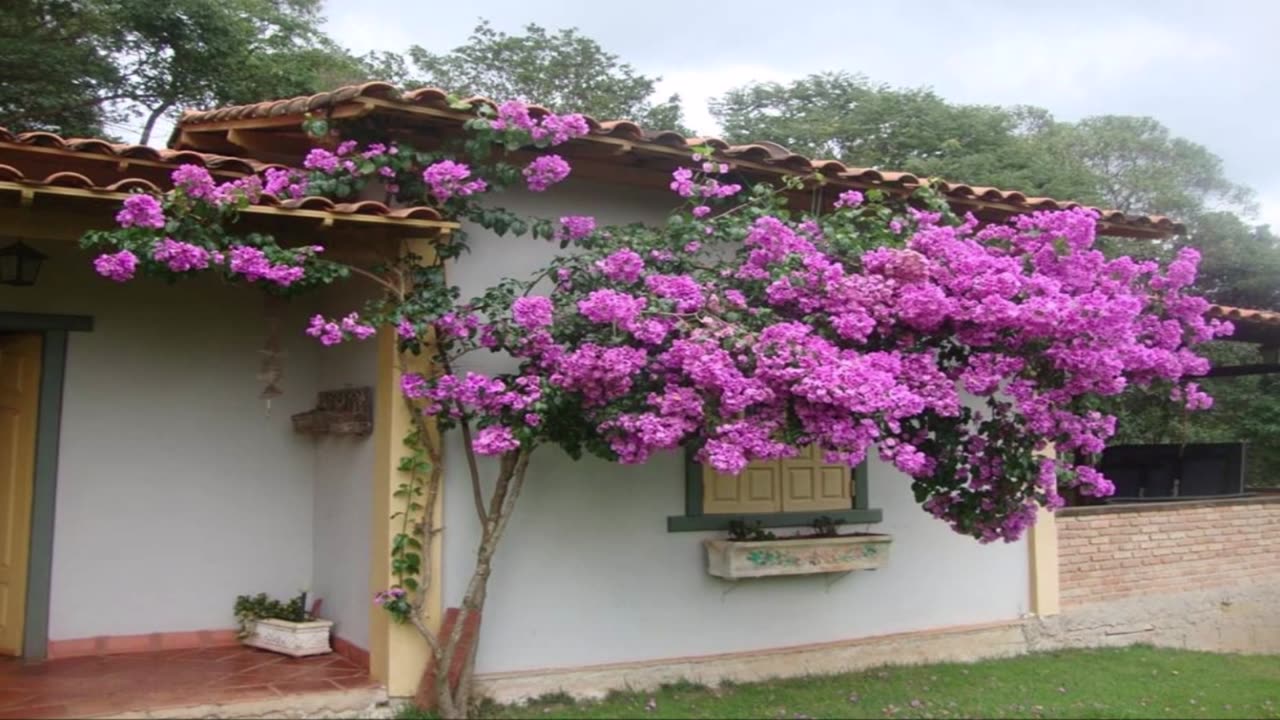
780,444,852,512
703,460,782,514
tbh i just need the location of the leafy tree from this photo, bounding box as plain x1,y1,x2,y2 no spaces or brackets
1182,212,1280,310
105,0,375,143
711,72,1101,203
0,0,120,136
0,0,378,143
402,20,687,131
1055,115,1256,220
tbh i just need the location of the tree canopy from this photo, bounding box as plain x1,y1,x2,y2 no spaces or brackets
0,0,378,142
711,72,1103,204
399,20,688,132
0,0,120,137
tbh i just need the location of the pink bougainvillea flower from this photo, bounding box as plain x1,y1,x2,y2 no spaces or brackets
115,194,165,230
151,238,211,272
834,190,865,208
557,215,596,242
93,250,138,282
171,165,218,201
523,155,571,192
422,160,487,202
512,296,554,330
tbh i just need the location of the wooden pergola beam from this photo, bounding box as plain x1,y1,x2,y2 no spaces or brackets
1204,363,1280,378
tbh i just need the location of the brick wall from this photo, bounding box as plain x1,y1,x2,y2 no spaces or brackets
1057,496,1280,607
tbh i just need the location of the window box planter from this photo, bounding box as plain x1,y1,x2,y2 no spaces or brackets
242,618,334,657
704,533,892,579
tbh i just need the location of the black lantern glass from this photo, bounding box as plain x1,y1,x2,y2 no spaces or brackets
0,240,47,286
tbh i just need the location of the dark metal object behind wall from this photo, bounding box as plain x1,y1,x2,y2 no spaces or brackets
1099,442,1246,500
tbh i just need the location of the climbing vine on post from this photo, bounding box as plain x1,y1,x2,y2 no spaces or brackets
83,97,1231,719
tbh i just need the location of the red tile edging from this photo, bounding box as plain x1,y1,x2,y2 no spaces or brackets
47,628,370,668
47,628,240,659
332,635,370,671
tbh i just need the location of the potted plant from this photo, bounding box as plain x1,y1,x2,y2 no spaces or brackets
704,517,892,579
234,590,334,657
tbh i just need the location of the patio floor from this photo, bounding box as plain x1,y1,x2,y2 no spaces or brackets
0,646,383,719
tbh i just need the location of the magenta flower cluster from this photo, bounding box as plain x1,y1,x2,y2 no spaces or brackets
372,587,406,606
487,100,590,147
116,194,166,229
304,141,360,175
523,155,571,192
396,169,1227,544
422,160,488,202
306,313,377,346
263,167,310,199
93,250,138,282
669,160,742,200
151,238,211,272
227,246,305,286
557,215,596,242
93,164,316,286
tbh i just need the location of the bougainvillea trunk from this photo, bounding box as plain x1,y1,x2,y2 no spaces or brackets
413,448,530,719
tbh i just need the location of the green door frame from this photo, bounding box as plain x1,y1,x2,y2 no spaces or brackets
1,312,92,660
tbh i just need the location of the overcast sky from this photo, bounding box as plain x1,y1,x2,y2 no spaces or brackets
322,0,1280,226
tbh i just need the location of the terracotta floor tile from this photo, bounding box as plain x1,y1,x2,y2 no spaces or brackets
0,704,70,719
0,691,38,711
0,646,375,718
330,676,382,690
206,685,284,703
269,679,345,695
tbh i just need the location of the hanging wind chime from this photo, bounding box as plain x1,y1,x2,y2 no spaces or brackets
258,295,286,414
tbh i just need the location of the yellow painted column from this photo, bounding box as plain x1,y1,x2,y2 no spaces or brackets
1028,507,1060,616
369,238,444,696
1028,447,1061,616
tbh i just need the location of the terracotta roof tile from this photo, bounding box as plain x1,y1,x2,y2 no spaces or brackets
0,125,445,224
1209,305,1280,326
176,82,1184,236
1206,304,1280,344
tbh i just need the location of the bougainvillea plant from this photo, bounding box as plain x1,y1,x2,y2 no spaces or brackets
81,97,1231,718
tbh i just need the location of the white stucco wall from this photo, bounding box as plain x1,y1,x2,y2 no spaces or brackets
310,285,377,650
2,240,321,639
441,179,1030,674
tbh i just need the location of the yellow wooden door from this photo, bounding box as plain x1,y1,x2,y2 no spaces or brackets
0,333,41,656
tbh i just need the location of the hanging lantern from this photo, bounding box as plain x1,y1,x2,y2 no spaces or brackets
0,240,47,286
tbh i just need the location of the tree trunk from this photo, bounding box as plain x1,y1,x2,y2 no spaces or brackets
425,448,532,719
137,102,173,145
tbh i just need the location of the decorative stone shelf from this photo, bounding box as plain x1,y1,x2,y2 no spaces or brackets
704,533,892,579
242,618,335,657
291,387,373,436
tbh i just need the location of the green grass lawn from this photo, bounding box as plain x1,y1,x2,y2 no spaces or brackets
401,646,1280,719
